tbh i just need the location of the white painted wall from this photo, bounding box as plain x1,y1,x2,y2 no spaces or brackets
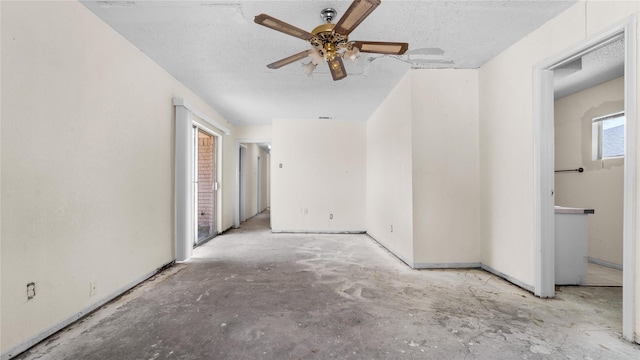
555,77,624,266
366,73,414,263
411,70,481,266
233,125,272,141
366,70,481,267
478,0,639,338
480,2,588,286
1,1,232,354
271,119,366,232
220,127,237,231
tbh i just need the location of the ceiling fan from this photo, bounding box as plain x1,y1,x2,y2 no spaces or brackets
254,0,408,81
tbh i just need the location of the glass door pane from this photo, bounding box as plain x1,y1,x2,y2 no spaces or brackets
195,128,216,245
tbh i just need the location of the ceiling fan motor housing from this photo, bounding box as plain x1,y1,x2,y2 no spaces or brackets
311,22,351,61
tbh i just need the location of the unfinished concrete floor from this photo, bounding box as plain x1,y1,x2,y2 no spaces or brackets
17,211,640,359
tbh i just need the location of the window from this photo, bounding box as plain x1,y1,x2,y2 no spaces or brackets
592,112,624,160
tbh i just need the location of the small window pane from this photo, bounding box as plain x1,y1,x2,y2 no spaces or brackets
593,113,624,160
601,115,624,158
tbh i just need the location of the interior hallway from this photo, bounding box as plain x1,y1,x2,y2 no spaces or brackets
16,211,640,359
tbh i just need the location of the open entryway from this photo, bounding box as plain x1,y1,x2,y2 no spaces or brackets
533,17,637,341
234,140,271,228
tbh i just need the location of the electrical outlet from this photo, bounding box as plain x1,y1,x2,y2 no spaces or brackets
89,282,97,297
304,208,308,215
329,213,333,219
27,282,36,300
390,225,394,233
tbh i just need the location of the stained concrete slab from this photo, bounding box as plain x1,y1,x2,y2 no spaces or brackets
16,211,640,359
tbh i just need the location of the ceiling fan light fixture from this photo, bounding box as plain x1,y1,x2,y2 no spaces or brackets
344,46,361,63
302,61,317,76
309,47,324,65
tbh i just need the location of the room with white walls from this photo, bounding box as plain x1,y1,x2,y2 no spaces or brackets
271,119,366,233
555,77,624,268
3,0,640,356
1,1,233,355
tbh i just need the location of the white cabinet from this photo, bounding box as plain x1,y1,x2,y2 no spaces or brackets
554,207,594,285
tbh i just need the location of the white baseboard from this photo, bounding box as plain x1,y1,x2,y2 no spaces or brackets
364,233,535,294
413,262,482,269
271,229,366,234
1,261,175,360
587,257,623,271
364,233,414,268
480,264,535,293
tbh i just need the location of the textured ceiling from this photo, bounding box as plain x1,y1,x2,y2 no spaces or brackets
81,0,579,126
554,37,625,99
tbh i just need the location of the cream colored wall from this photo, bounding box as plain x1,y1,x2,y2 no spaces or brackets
1,1,232,354
411,70,481,265
480,2,587,286
221,127,236,231
478,0,639,336
271,119,366,232
233,125,272,141
366,73,414,263
555,77,624,266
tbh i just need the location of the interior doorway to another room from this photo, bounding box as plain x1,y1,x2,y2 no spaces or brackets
533,17,636,341
235,141,271,228
257,156,262,213
239,145,247,223
554,67,624,287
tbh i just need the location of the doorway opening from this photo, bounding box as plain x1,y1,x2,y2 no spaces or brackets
239,145,247,223
234,140,271,228
194,127,217,246
257,155,262,214
533,17,636,341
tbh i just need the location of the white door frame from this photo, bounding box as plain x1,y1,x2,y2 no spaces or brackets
173,98,229,261
234,139,271,228
532,17,637,341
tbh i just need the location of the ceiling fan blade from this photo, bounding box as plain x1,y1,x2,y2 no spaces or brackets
328,57,347,81
351,41,409,55
254,14,315,41
334,0,381,36
267,50,310,69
